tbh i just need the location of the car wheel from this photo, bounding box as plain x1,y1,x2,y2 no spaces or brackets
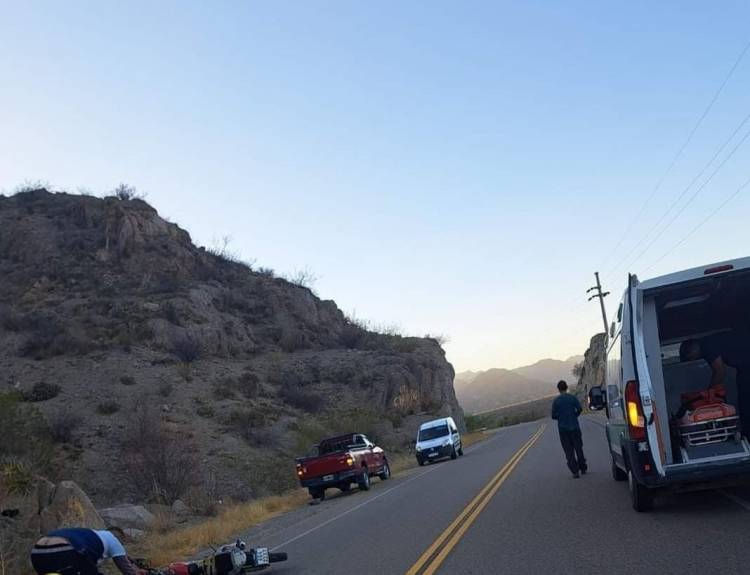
458,447,464,456
309,488,325,501
450,447,458,460
628,470,653,512
358,469,371,491
418,458,425,466
611,458,627,482
378,461,391,480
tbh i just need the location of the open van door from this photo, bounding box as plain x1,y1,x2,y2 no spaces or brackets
628,274,667,478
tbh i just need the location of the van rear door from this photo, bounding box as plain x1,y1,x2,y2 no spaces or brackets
629,274,668,477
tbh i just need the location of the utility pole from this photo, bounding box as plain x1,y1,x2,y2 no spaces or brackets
587,272,610,335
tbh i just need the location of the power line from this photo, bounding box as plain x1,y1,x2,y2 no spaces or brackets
597,35,750,272
619,120,750,272
605,109,750,276
643,174,750,274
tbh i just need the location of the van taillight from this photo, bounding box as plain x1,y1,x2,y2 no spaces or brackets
704,264,733,275
625,380,646,441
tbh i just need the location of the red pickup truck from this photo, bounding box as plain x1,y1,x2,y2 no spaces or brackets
295,433,391,500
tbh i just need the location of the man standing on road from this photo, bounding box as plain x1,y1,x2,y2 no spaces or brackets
551,380,587,478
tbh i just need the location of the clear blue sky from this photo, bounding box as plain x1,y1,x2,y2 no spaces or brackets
2,1,750,371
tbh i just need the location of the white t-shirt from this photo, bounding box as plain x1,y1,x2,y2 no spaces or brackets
94,530,127,560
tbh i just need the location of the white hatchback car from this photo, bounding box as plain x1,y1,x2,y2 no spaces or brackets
415,417,463,465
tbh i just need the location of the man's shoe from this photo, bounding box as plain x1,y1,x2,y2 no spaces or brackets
580,468,588,475
573,473,580,479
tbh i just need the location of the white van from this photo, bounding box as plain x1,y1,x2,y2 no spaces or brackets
589,258,750,511
415,417,463,465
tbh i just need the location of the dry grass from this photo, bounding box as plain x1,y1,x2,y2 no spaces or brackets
461,430,488,448
139,490,309,567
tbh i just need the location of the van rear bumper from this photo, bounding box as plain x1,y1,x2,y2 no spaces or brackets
646,459,750,490
625,440,750,490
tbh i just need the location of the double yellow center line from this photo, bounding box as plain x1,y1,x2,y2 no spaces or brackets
405,424,547,575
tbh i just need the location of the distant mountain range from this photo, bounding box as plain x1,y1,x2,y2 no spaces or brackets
455,356,583,414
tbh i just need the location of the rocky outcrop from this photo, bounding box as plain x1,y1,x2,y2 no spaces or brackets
100,504,155,530
575,333,607,402
39,480,105,533
0,189,463,504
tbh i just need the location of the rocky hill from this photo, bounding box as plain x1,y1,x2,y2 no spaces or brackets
454,356,582,414
0,189,463,510
574,333,607,403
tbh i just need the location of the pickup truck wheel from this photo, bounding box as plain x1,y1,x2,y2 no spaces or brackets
339,483,351,492
309,488,325,501
357,469,371,491
628,470,653,512
450,447,458,460
378,461,391,480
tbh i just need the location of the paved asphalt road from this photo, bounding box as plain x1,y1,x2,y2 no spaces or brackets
240,417,750,575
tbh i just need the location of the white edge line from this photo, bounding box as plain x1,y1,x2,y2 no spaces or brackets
270,424,530,551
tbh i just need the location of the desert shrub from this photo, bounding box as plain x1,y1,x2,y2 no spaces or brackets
172,334,202,364
244,453,298,496
291,418,329,456
391,336,419,353
257,267,275,278
278,328,307,353
423,333,449,345
97,400,120,415
280,385,324,413
158,382,174,397
1,460,33,495
225,408,268,442
161,301,180,325
111,183,140,201
196,404,215,418
237,372,260,398
22,381,61,402
47,412,82,443
0,392,52,476
212,376,237,399
120,405,200,503
285,267,317,291
0,305,25,332
464,414,485,432
120,375,137,386
17,315,91,359
339,323,366,349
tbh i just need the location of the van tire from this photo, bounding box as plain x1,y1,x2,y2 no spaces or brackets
450,447,458,460
629,470,654,512
458,447,464,456
358,469,371,491
611,458,627,482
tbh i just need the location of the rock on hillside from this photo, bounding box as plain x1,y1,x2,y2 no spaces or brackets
574,333,607,402
0,189,463,505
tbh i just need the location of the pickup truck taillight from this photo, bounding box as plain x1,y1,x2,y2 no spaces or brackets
296,464,305,477
346,457,354,466
625,380,646,441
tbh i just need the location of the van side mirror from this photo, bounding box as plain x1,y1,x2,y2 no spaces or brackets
588,387,606,410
